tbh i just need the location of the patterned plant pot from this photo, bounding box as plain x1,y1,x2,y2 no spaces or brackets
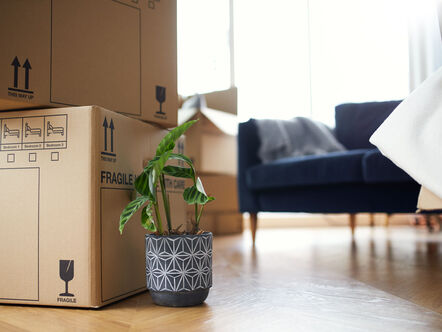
145,232,213,307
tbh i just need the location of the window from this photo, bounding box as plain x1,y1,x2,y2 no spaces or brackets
234,0,311,122
177,0,231,96
308,0,409,125
178,0,410,125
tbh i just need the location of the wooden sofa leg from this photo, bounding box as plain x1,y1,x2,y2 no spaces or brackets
425,214,434,233
436,215,442,231
250,213,258,246
385,214,391,227
349,214,356,236
369,213,375,227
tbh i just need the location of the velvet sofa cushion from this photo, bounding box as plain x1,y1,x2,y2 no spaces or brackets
362,149,414,183
257,182,420,213
335,100,402,150
246,149,370,190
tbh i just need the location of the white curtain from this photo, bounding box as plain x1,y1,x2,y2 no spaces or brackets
178,0,442,123
308,0,409,125
234,0,411,125
407,0,442,90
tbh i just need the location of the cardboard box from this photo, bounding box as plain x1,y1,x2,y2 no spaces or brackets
203,87,238,115
417,186,442,211
186,175,242,235
192,174,238,213
188,211,243,236
0,0,177,127
0,106,186,308
179,107,237,175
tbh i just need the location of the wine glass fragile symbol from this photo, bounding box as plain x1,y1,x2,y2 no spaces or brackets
59,260,74,297
156,86,166,115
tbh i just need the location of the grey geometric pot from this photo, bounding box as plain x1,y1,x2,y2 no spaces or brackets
145,232,213,307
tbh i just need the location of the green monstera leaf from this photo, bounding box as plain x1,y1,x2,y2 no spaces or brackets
141,202,156,232
148,151,173,202
196,177,207,195
156,120,197,156
183,177,215,205
169,153,194,167
148,168,157,202
134,171,150,196
119,195,149,234
119,119,213,235
163,165,194,178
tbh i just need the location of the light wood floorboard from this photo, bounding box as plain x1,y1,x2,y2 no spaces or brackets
0,226,441,331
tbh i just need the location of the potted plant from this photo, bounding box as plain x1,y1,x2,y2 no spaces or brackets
119,120,215,307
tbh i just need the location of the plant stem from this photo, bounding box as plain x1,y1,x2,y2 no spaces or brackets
196,204,205,231
153,202,163,234
194,204,199,232
160,174,172,232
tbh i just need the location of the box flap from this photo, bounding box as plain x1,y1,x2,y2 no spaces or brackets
178,107,237,136
203,87,238,115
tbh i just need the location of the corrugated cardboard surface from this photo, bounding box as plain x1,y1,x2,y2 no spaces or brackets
0,0,177,127
186,175,242,235
189,212,243,236
417,186,442,211
192,175,238,213
203,87,238,115
0,106,185,307
180,109,237,175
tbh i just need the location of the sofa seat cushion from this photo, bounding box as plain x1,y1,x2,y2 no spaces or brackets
335,100,402,150
246,149,370,190
362,149,414,183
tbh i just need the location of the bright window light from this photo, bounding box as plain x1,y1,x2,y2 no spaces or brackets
178,0,410,125
234,0,311,122
177,0,231,96
308,0,409,125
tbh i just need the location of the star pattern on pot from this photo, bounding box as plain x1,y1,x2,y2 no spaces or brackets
146,234,212,292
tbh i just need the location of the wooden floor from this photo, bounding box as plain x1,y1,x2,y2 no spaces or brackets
1,226,441,331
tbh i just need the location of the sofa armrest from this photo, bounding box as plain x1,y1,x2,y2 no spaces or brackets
238,119,261,213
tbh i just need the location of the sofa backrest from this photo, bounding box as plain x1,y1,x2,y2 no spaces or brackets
335,100,402,149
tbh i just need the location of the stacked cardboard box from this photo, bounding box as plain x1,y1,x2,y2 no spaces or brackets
203,87,238,115
179,90,243,235
195,174,242,235
0,1,181,308
0,0,177,127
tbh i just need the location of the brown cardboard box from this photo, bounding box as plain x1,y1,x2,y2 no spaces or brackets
196,174,238,213
203,87,238,115
417,186,442,211
179,107,237,175
186,175,242,235
0,106,186,308
194,212,243,236
0,0,177,127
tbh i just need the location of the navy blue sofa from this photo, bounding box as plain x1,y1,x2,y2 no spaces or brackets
238,101,421,244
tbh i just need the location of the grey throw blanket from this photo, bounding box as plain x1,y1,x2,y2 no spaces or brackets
256,117,346,163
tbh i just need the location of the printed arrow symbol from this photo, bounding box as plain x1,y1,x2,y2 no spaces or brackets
109,119,115,153
23,59,32,90
11,56,20,88
103,117,108,151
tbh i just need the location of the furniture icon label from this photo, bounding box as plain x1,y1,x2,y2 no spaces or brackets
1,118,22,151
44,115,67,149
0,114,68,152
23,117,44,150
